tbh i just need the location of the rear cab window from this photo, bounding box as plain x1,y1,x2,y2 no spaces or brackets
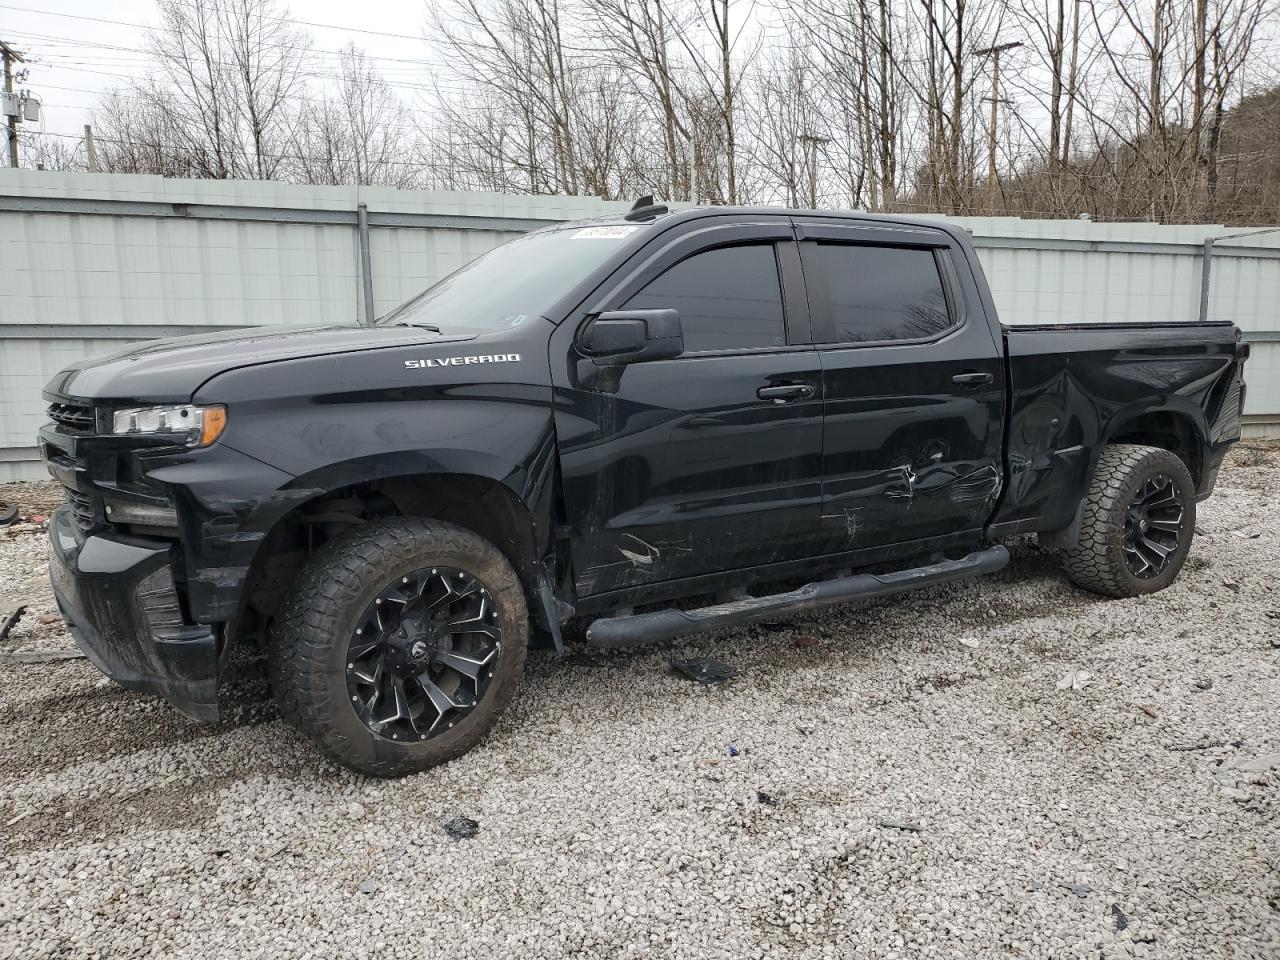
813,245,953,343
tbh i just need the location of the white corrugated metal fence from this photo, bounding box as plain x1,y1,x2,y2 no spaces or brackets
2,171,1276,480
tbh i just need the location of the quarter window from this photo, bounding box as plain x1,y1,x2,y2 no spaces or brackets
813,244,953,343
622,244,787,353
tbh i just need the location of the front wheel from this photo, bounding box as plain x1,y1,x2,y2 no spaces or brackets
1059,443,1196,598
268,518,528,777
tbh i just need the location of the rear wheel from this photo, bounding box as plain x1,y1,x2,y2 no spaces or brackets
269,518,528,777
1059,443,1196,598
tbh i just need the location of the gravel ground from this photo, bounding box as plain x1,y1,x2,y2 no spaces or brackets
1,447,1277,959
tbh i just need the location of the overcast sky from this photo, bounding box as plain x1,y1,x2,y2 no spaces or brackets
3,0,437,146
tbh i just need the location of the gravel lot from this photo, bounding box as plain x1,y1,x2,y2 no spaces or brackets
1,448,1277,959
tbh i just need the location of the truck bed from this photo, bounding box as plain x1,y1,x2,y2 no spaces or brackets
992,320,1244,536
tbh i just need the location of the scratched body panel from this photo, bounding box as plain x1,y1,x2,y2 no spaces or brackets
553,349,824,596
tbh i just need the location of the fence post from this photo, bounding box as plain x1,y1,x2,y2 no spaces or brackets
357,202,375,326
1198,237,1214,325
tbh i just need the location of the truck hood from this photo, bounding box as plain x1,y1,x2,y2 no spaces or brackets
44,324,476,403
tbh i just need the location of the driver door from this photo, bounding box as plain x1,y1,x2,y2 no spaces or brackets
550,220,825,599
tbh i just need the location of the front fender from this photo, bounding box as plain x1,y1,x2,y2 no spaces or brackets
177,379,558,622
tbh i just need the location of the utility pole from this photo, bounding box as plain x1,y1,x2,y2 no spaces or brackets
1,40,23,168
974,40,1022,214
84,124,99,172
798,133,831,208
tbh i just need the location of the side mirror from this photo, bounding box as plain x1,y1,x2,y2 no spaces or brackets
581,309,683,366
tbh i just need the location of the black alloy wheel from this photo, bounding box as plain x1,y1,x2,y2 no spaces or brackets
1058,443,1197,599
345,566,502,742
1120,473,1185,579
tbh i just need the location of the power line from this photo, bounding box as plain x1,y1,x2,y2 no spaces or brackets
0,2,431,45
1,25,436,67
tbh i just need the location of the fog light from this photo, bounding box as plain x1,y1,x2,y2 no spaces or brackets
104,498,179,528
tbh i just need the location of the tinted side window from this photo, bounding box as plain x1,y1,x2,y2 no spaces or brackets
623,244,786,353
814,244,953,343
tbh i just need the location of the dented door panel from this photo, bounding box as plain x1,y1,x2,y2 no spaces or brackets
793,222,1007,553
816,339,1005,550
553,349,824,596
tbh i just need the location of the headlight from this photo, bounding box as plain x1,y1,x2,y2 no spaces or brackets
111,404,227,447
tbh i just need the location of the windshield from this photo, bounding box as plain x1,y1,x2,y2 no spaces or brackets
378,224,643,332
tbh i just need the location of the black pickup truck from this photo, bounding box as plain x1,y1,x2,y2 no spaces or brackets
40,202,1248,775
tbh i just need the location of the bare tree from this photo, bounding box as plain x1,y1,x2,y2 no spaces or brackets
430,0,586,194
98,0,310,179
17,131,85,171
76,0,1280,225
789,0,906,209
294,45,419,187
583,0,700,198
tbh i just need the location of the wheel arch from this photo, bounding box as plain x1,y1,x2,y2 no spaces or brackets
234,457,558,648
1043,410,1204,552
1102,406,1207,487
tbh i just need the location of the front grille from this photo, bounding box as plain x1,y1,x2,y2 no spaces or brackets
64,487,96,533
47,402,95,434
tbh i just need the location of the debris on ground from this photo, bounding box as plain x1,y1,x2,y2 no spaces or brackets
1056,669,1092,691
1214,751,1280,784
4,809,35,827
1194,678,1214,691
670,656,738,686
756,791,777,806
120,772,182,802
793,634,819,648
877,820,922,833
956,636,982,648
0,649,86,664
726,744,739,757
0,605,26,643
1111,903,1130,931
0,502,17,526
1137,704,1160,719
443,816,480,840
357,879,377,895
1059,881,1092,898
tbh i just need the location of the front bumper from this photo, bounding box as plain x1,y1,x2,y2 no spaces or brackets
48,505,219,721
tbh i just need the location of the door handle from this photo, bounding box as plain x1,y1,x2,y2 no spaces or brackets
952,372,994,388
757,384,815,403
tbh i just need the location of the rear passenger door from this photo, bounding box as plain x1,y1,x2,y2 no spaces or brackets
795,220,1005,554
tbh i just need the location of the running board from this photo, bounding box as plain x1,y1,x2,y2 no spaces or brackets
585,545,1010,649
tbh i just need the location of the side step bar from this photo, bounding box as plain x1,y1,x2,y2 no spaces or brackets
585,545,1010,649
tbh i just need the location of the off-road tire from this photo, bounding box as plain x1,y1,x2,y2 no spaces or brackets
1059,443,1196,598
268,518,528,777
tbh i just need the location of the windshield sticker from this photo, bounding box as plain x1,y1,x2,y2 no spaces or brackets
570,225,640,240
